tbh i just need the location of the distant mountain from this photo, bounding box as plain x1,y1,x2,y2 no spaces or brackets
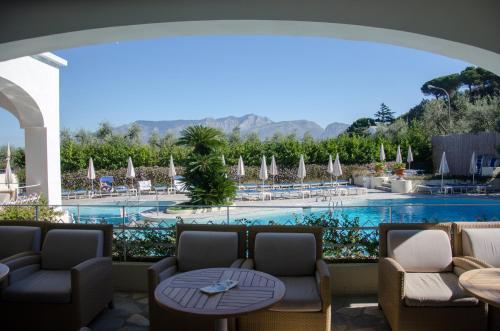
114,114,348,141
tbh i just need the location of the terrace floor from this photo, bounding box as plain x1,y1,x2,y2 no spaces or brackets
86,292,390,331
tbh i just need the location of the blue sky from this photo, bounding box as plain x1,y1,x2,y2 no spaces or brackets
1,35,470,146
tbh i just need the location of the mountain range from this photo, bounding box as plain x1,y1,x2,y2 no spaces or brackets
114,114,349,141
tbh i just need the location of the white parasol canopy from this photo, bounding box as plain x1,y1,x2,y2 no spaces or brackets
333,153,343,179
407,145,414,169
126,156,136,179
259,155,268,181
438,151,450,187
469,151,477,184
87,157,96,193
396,145,403,163
259,156,268,201
237,156,245,186
221,154,226,166
269,155,278,186
380,143,386,162
4,143,13,188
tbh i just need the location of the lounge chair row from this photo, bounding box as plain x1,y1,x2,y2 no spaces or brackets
63,179,176,199
416,183,491,194
237,185,368,201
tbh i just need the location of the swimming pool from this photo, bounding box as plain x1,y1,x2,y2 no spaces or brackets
63,196,500,226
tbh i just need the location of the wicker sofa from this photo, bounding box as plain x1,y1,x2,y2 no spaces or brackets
148,223,247,331
239,225,331,331
452,222,500,331
378,223,487,331
0,223,113,331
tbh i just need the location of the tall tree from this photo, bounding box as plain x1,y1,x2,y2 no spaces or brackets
126,123,142,143
374,103,395,124
95,121,113,141
346,117,376,135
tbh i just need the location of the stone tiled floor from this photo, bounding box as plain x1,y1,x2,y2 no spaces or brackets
88,292,390,331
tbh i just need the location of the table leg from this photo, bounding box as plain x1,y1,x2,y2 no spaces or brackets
214,318,228,331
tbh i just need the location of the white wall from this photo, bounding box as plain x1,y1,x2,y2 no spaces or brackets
0,54,66,205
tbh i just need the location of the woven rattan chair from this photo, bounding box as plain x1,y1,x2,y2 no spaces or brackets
238,225,331,331
0,221,43,263
0,223,113,331
148,223,247,331
378,223,486,331
452,222,500,331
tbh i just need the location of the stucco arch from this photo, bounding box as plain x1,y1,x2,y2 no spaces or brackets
0,54,66,205
0,77,44,128
1,1,499,74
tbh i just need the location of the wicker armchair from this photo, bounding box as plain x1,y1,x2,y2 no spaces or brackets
0,223,113,331
452,222,500,331
148,223,247,331
378,223,486,331
0,221,43,263
238,225,331,331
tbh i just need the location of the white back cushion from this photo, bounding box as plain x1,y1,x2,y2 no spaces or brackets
462,228,500,267
387,230,452,272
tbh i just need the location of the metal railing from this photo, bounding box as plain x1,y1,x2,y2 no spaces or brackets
1,201,499,261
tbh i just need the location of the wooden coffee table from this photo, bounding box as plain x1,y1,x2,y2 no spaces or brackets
0,263,9,282
154,268,285,331
459,268,500,308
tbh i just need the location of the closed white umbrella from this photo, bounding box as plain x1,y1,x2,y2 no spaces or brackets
438,151,450,187
126,156,136,192
259,156,268,200
297,155,307,197
269,155,278,186
407,146,414,169
333,153,343,184
87,157,96,193
469,151,477,184
396,145,403,163
168,155,177,192
4,143,13,189
380,143,386,162
221,154,226,166
327,154,334,186
237,156,245,186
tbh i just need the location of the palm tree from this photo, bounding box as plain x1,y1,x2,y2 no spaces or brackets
178,126,235,205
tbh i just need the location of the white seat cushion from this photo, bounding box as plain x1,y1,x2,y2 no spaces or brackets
462,228,500,267
404,272,478,307
387,230,452,272
269,276,322,312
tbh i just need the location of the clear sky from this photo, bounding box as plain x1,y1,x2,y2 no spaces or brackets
0,35,470,146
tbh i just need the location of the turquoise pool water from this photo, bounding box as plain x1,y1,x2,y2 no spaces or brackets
63,197,500,226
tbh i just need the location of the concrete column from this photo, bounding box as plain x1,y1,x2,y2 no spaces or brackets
24,126,62,206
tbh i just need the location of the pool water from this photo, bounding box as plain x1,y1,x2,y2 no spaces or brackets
250,197,500,226
63,197,500,226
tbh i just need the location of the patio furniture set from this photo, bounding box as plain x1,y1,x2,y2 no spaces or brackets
0,220,499,330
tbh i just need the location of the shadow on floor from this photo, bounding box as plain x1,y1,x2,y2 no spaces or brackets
88,293,390,331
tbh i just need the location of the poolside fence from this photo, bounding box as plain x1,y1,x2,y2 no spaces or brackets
2,202,499,262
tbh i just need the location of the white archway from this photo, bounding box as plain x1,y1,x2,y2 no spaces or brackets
0,53,67,205
1,1,499,74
